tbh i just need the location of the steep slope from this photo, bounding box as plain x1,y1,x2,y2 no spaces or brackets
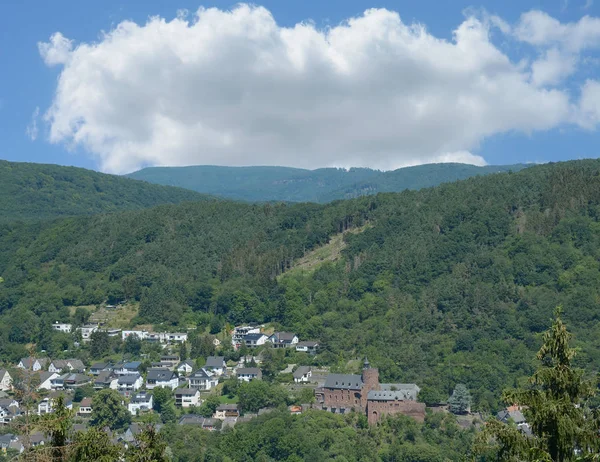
0,160,212,222
2,159,600,411
127,163,527,203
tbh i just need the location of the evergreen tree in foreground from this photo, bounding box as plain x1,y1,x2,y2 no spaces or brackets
476,307,600,461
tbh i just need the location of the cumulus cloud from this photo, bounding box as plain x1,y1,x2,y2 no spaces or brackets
26,107,40,141
38,5,594,173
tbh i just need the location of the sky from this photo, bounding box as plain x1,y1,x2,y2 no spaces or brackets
2,0,600,174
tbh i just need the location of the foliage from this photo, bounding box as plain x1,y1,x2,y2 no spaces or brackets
448,384,471,415
90,389,131,431
198,394,221,418
89,331,110,359
476,309,600,461
70,427,123,462
151,387,172,414
125,425,168,462
237,380,288,413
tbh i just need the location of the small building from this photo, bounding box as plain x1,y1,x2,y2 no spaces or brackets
94,371,118,390
90,362,111,376
116,362,142,376
164,333,188,343
0,400,21,425
146,369,178,390
52,322,72,334
243,333,268,348
174,388,201,408
38,394,73,415
121,330,148,341
0,370,12,392
37,372,60,391
128,392,154,415
176,360,195,375
236,368,262,382
178,415,218,430
117,374,143,396
205,356,226,376
232,326,261,349
213,404,240,420
49,359,86,374
295,341,319,355
18,357,49,372
78,324,98,342
293,366,312,383
78,398,93,417
268,332,299,348
98,328,122,337
188,369,218,391
160,355,180,369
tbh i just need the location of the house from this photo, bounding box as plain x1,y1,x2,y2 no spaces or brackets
0,400,21,425
48,359,85,373
204,356,226,376
497,408,531,435
38,394,73,415
146,369,178,390
159,355,180,369
176,360,195,375
52,322,72,333
188,369,218,391
174,388,201,408
236,368,262,382
164,333,188,343
18,357,49,372
117,374,143,396
0,370,12,391
123,423,162,444
178,415,218,430
289,405,303,415
128,392,154,415
295,341,319,355
244,333,268,348
116,362,142,376
213,404,240,420
78,324,98,342
98,328,121,337
0,434,23,453
78,398,93,417
121,330,148,341
268,332,299,348
94,371,118,390
231,326,261,349
90,362,110,376
293,366,312,383
37,372,60,391
51,373,90,390
316,358,425,424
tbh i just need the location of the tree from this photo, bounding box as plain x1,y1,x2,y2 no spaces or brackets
448,384,471,415
125,425,168,462
476,308,600,461
179,340,188,360
151,387,172,414
199,394,221,418
90,330,110,358
39,394,74,461
71,427,123,461
123,334,142,356
238,381,287,413
160,405,177,424
91,389,131,431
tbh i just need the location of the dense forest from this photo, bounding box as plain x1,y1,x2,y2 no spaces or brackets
2,159,600,412
127,163,526,203
0,160,211,222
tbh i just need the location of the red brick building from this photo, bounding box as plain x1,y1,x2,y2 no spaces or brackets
315,359,425,424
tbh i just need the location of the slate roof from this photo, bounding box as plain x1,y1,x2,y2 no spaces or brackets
95,371,116,384
80,398,93,407
177,360,195,369
497,409,526,424
323,374,363,390
130,392,152,404
189,369,212,379
205,356,225,368
236,368,261,376
368,390,414,401
379,383,420,401
216,404,238,411
244,333,267,341
293,366,311,379
118,374,141,385
90,362,109,370
296,341,319,347
178,414,205,425
175,388,199,396
123,361,142,370
146,368,176,381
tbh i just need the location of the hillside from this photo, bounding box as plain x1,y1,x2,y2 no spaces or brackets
2,159,600,412
127,163,527,203
0,160,212,221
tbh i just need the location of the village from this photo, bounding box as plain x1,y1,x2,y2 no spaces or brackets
0,321,527,454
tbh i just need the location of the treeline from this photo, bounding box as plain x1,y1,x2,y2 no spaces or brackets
3,160,600,412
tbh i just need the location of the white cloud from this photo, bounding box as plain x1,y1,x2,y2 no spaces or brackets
577,79,600,128
531,48,578,86
39,5,585,174
25,107,40,141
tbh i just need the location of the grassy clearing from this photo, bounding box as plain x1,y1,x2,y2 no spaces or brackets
89,303,139,329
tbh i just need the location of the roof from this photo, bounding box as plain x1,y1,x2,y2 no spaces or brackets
123,361,142,370
216,404,238,411
190,369,212,379
38,371,57,383
244,333,267,341
130,392,152,404
0,369,9,378
205,356,225,368
66,359,85,370
80,398,93,407
146,368,176,381
497,409,527,424
179,414,205,425
90,362,109,370
175,388,199,396
379,383,420,400
20,357,49,368
95,371,116,383
177,360,195,368
323,374,363,390
161,355,179,360
296,341,319,347
271,332,297,342
236,368,261,375
118,374,141,384
293,366,311,378
367,390,416,401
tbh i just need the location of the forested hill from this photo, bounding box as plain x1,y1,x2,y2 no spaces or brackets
0,160,212,222
127,163,527,202
3,159,600,411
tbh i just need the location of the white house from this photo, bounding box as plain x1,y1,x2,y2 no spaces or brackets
164,333,188,343
232,326,261,349
236,368,262,382
145,369,178,390
293,366,312,383
128,392,153,415
0,370,12,392
268,332,299,348
52,322,72,334
37,372,60,391
38,395,73,415
78,398,92,417
121,330,148,341
295,341,319,355
204,356,226,376
174,388,201,408
188,369,218,391
94,371,118,390
176,360,195,375
48,359,85,373
0,400,20,425
117,374,143,396
115,362,142,376
243,333,268,348
18,358,49,372
77,324,98,342
213,404,240,420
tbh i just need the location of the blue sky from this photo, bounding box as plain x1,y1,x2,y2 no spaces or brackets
1,0,600,173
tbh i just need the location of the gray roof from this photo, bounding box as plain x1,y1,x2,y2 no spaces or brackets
244,333,266,341
293,366,311,378
131,392,152,404
175,388,198,396
270,332,297,342
296,341,319,347
205,356,225,368
216,404,238,411
323,374,363,390
91,362,109,370
190,369,211,379
379,383,420,400
178,414,205,425
95,371,116,384
146,368,176,381
497,409,526,424
236,368,261,375
368,390,416,401
177,360,195,368
123,361,142,370
118,374,141,384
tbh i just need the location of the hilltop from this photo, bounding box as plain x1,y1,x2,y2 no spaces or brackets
127,163,527,203
0,160,212,222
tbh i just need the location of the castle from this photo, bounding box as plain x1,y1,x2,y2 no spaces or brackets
315,359,426,424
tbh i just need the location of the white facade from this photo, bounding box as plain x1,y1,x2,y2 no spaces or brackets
52,322,72,333
175,389,201,408
128,393,153,415
38,397,73,415
78,324,98,342
122,330,148,341
232,326,261,348
38,373,60,391
0,371,12,392
117,374,143,394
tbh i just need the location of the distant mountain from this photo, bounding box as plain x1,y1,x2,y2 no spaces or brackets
127,163,528,203
0,160,212,222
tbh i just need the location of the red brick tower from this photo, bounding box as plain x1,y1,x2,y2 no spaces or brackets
360,357,380,410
